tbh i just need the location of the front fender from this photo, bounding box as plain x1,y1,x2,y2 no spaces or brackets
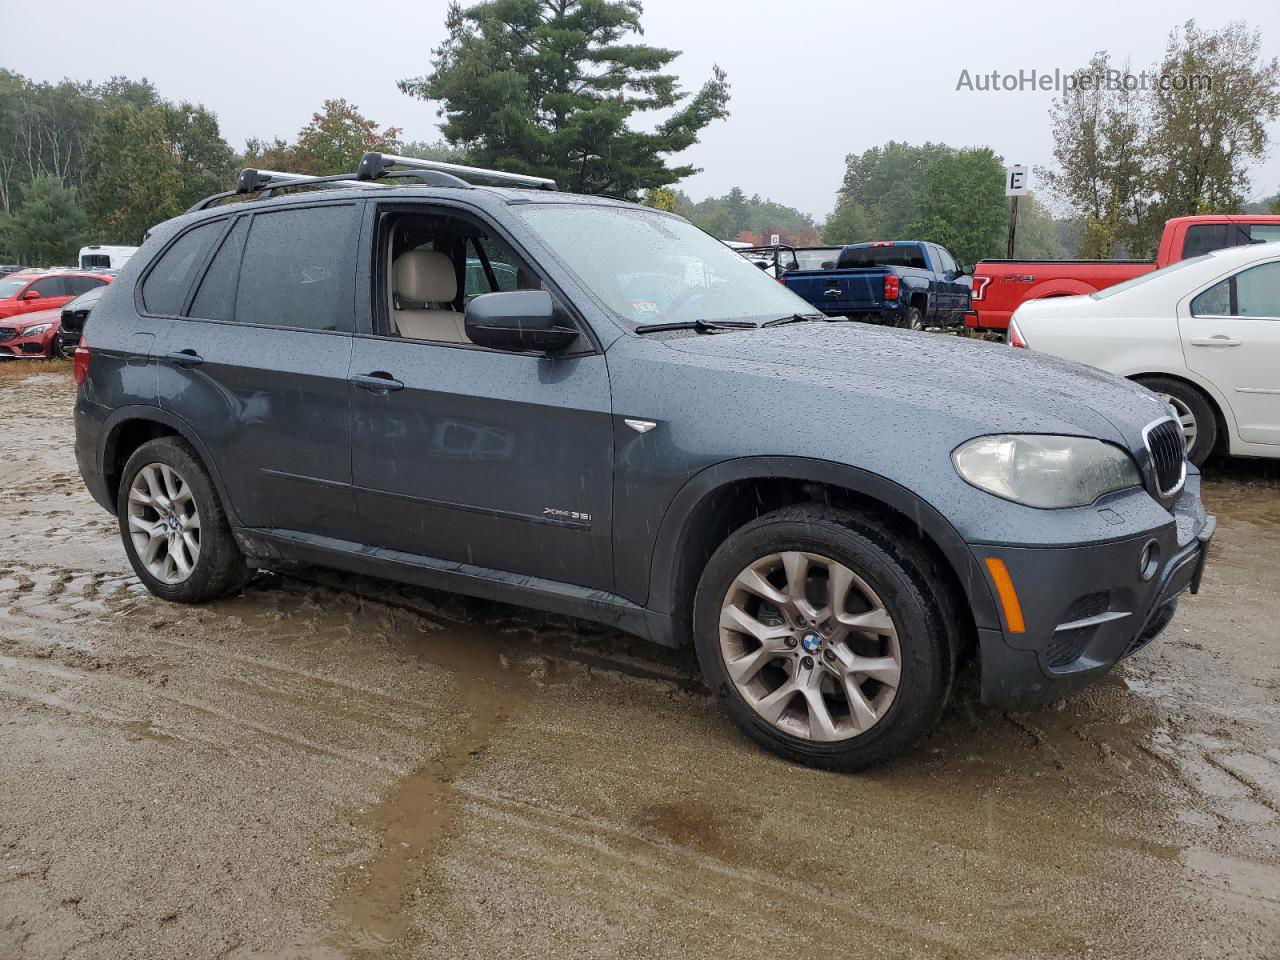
644,455,999,634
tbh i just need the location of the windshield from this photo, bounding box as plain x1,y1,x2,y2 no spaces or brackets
1090,255,1210,300
0,276,28,300
518,205,819,327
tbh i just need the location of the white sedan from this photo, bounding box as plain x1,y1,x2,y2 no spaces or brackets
1009,243,1280,465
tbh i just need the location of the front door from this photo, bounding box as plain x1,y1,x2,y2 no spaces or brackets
154,202,363,539
1182,258,1280,446
348,205,614,591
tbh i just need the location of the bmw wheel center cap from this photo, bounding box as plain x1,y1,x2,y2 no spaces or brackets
801,632,822,653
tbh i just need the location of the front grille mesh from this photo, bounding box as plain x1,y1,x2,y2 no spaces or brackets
1146,419,1186,496
0,327,16,342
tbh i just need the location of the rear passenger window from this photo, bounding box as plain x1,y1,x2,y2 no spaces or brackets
234,205,357,331
143,221,224,315
189,218,249,322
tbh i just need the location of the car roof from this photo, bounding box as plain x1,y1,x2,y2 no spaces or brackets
1205,241,1280,264
194,182,645,218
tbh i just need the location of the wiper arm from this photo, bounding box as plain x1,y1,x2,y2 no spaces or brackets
761,313,827,327
634,318,760,335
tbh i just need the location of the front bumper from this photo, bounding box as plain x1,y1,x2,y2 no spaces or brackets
0,327,56,358
973,481,1215,709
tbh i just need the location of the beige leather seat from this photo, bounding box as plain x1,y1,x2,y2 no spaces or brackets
391,250,469,343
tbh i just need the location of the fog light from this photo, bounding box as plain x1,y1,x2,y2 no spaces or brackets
1139,540,1161,581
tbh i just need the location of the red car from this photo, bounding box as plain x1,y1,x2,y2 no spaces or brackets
966,214,1280,334
0,273,113,359
0,271,112,321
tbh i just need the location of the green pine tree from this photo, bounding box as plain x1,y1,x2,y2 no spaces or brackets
399,0,731,197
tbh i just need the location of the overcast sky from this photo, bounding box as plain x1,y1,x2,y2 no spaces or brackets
3,0,1278,218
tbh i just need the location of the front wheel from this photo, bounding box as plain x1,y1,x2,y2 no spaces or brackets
117,437,250,603
692,505,955,771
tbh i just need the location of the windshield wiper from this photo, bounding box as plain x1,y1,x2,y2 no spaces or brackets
761,313,826,327
634,318,760,335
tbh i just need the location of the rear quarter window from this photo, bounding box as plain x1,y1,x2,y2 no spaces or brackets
142,221,226,315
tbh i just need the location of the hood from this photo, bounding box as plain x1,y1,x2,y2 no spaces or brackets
6,307,62,329
660,321,1169,445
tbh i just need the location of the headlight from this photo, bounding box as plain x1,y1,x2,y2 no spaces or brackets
953,435,1141,509
21,323,52,337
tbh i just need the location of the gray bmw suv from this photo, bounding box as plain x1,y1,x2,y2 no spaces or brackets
73,154,1215,770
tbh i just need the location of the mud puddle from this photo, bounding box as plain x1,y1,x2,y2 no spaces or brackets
2,370,1279,959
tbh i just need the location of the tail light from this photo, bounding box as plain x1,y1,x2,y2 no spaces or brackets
883,275,900,301
972,276,992,301
73,345,91,383
1008,319,1028,348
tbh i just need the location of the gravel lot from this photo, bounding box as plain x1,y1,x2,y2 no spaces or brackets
1,369,1278,960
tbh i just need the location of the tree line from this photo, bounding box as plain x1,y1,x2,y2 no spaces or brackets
1,5,1276,268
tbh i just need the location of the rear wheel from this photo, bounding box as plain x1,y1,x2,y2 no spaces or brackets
692,505,954,771
117,437,250,603
1136,375,1217,466
900,306,924,330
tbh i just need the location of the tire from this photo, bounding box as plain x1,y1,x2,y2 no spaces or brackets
692,505,955,771
1136,375,1217,466
116,437,250,603
900,306,924,330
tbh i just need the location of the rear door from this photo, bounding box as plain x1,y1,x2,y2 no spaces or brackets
348,202,615,591
155,202,361,539
1181,257,1280,446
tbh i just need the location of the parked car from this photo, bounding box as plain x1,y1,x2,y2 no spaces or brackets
0,306,63,358
74,154,1213,771
784,241,971,329
969,214,1280,334
0,271,112,321
79,245,139,270
1009,243,1280,466
0,265,29,279
54,284,111,359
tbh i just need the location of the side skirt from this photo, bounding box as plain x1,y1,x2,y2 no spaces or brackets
236,527,675,647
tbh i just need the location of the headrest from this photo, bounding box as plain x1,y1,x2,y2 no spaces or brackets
394,250,456,304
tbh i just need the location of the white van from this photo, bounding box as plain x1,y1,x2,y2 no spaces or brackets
79,245,139,270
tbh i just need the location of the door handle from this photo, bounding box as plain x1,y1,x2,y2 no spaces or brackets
350,372,404,393
164,349,204,368
1188,336,1242,347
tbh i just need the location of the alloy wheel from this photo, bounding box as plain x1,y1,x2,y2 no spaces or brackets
718,551,901,742
1160,393,1198,452
127,463,201,584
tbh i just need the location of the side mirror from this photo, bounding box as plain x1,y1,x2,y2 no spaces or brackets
464,290,578,353
20,289,41,300
820,261,835,270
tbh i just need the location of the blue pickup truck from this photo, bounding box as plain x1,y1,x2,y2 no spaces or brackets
782,241,971,329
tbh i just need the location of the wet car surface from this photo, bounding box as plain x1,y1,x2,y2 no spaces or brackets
1,370,1278,959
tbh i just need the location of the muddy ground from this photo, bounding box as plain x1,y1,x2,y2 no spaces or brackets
0,369,1277,960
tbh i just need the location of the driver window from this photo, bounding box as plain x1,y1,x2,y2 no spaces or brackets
383,211,550,345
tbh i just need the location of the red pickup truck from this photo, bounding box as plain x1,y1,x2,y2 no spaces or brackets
966,215,1280,334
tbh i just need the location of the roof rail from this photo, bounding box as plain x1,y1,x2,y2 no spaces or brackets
188,153,557,213
357,152,558,191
